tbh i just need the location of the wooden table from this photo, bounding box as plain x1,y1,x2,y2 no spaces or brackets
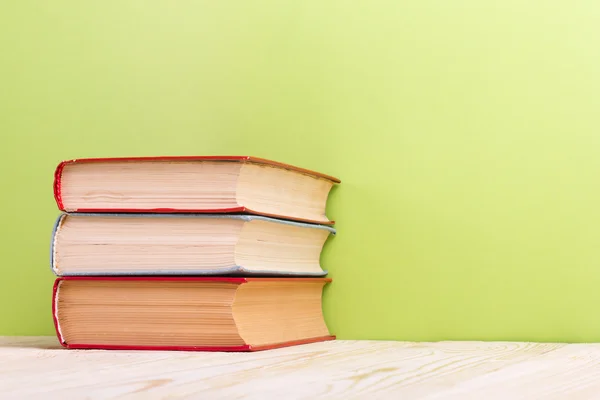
1,337,599,399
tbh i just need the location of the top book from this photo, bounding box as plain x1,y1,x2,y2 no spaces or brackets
53,156,340,225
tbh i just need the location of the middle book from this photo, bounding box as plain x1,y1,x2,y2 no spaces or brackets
50,214,335,277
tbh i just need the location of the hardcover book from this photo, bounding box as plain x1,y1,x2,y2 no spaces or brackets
50,213,335,276
52,277,334,351
53,156,340,225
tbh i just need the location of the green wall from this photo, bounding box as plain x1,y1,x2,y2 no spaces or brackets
2,1,600,341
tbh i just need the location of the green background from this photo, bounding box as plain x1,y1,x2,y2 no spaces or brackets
2,1,600,341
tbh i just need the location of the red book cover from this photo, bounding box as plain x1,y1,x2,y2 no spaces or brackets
52,276,335,352
53,156,340,225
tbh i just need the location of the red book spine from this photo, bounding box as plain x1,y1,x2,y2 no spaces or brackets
51,278,65,347
53,161,67,211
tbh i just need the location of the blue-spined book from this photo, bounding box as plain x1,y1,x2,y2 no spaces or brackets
50,213,335,277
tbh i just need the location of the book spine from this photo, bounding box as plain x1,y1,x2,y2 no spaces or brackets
49,214,66,276
53,161,67,211
51,278,67,348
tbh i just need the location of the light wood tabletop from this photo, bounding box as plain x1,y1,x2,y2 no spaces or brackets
1,336,599,399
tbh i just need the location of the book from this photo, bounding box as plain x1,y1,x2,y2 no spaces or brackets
50,213,335,277
52,276,334,351
53,156,340,225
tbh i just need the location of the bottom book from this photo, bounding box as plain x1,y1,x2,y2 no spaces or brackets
52,276,334,352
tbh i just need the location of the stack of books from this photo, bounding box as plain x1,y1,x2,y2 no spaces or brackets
49,156,340,351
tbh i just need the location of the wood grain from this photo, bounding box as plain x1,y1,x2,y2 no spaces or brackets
1,337,600,399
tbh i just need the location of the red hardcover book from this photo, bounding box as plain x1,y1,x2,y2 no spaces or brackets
53,156,340,225
52,276,335,352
